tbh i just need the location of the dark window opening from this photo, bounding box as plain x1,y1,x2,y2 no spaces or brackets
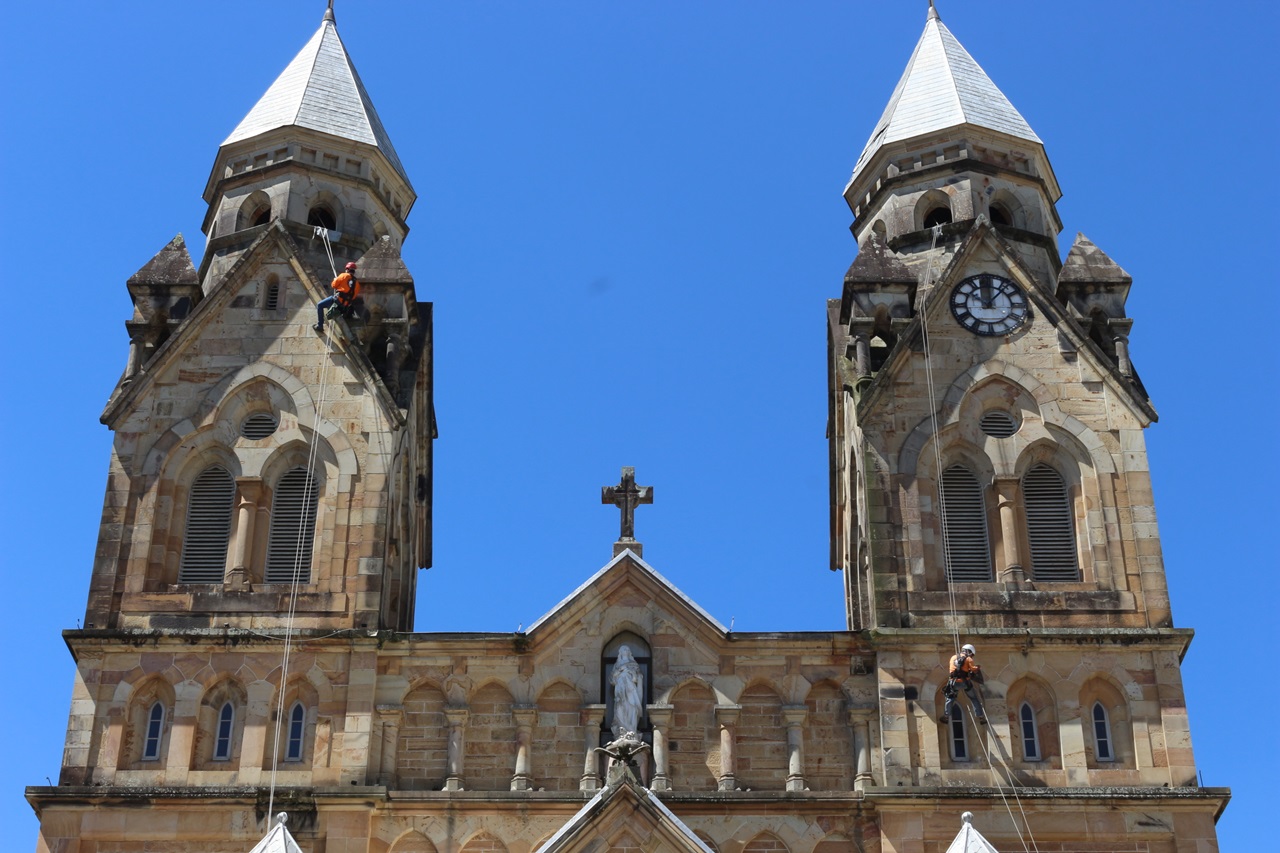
989,205,1012,227
923,206,952,228
251,206,271,227
307,206,337,231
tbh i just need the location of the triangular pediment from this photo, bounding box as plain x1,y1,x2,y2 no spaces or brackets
525,549,727,649
858,221,1156,425
535,776,714,853
102,222,403,430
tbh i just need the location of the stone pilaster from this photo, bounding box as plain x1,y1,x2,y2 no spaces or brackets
783,705,808,792
994,476,1025,584
715,704,741,792
510,706,536,791
376,705,403,787
849,708,874,792
647,704,673,792
580,704,605,792
443,707,468,791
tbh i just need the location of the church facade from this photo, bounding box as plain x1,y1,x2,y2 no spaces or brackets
28,6,1228,853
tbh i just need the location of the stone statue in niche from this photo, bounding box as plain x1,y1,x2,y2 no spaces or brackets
611,645,644,736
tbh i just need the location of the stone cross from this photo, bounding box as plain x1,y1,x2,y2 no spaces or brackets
601,467,652,542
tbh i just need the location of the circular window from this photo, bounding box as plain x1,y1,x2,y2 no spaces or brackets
980,410,1019,438
241,413,279,440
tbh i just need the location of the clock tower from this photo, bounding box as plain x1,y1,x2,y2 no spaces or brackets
826,5,1224,841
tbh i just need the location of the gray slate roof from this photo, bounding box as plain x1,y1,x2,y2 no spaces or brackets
852,7,1040,180
223,11,410,188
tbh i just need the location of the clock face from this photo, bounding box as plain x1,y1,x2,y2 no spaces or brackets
949,274,1028,336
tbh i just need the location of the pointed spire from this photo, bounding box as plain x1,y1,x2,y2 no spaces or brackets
222,10,410,187
851,9,1040,181
324,1,335,24
1059,232,1132,284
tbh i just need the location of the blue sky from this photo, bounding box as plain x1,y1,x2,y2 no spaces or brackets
3,1,1274,848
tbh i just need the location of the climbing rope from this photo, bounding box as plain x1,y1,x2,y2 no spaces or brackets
916,224,1040,852
265,227,342,820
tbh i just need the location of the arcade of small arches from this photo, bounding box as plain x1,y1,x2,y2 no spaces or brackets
378,827,861,853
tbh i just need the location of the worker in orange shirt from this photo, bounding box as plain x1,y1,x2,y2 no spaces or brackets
314,262,360,333
941,643,987,725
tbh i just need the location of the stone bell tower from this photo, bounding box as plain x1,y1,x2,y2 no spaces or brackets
83,4,434,637
825,4,1226,845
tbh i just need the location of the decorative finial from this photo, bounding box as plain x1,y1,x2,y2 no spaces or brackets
928,0,940,21
961,812,974,825
276,812,289,827
324,1,335,23
601,467,653,557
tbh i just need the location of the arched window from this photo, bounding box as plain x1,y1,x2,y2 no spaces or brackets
1019,702,1040,760
178,466,235,584
307,205,337,231
265,467,319,584
1023,463,1080,581
142,702,165,761
923,206,952,228
237,190,272,230
213,702,235,761
989,204,1012,227
941,465,992,582
286,702,306,762
1092,702,1114,762
948,715,969,761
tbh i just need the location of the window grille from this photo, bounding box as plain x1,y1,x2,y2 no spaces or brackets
142,702,165,761
1092,702,1114,762
264,282,280,311
1020,702,1040,760
214,702,235,761
1024,463,1080,581
286,702,306,762
178,466,235,583
265,467,319,584
941,465,992,581
241,413,279,440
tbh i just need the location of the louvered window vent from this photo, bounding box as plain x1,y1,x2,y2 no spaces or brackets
980,410,1019,438
264,282,280,311
1023,463,1080,581
940,465,992,582
178,466,235,583
241,413,278,440
265,467,319,584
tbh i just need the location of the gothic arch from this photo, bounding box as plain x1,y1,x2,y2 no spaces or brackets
237,190,273,230
916,188,953,230
1078,674,1135,770
457,831,507,853
191,677,248,770
804,679,853,790
398,679,448,791
1005,674,1060,768
261,675,321,769
464,682,516,790
388,830,438,853
121,676,177,769
743,830,792,853
535,680,583,791
737,681,787,791
666,679,718,791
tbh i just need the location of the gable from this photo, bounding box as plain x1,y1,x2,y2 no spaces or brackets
856,222,1157,454
536,778,715,853
102,223,404,440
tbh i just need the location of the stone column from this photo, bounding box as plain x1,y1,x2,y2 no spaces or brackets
580,704,606,791
783,705,808,792
443,708,468,791
1109,318,1135,378
849,318,875,391
376,705,403,788
227,479,262,590
849,709,875,792
994,477,1025,584
647,704,673,792
511,706,536,791
714,704,741,792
